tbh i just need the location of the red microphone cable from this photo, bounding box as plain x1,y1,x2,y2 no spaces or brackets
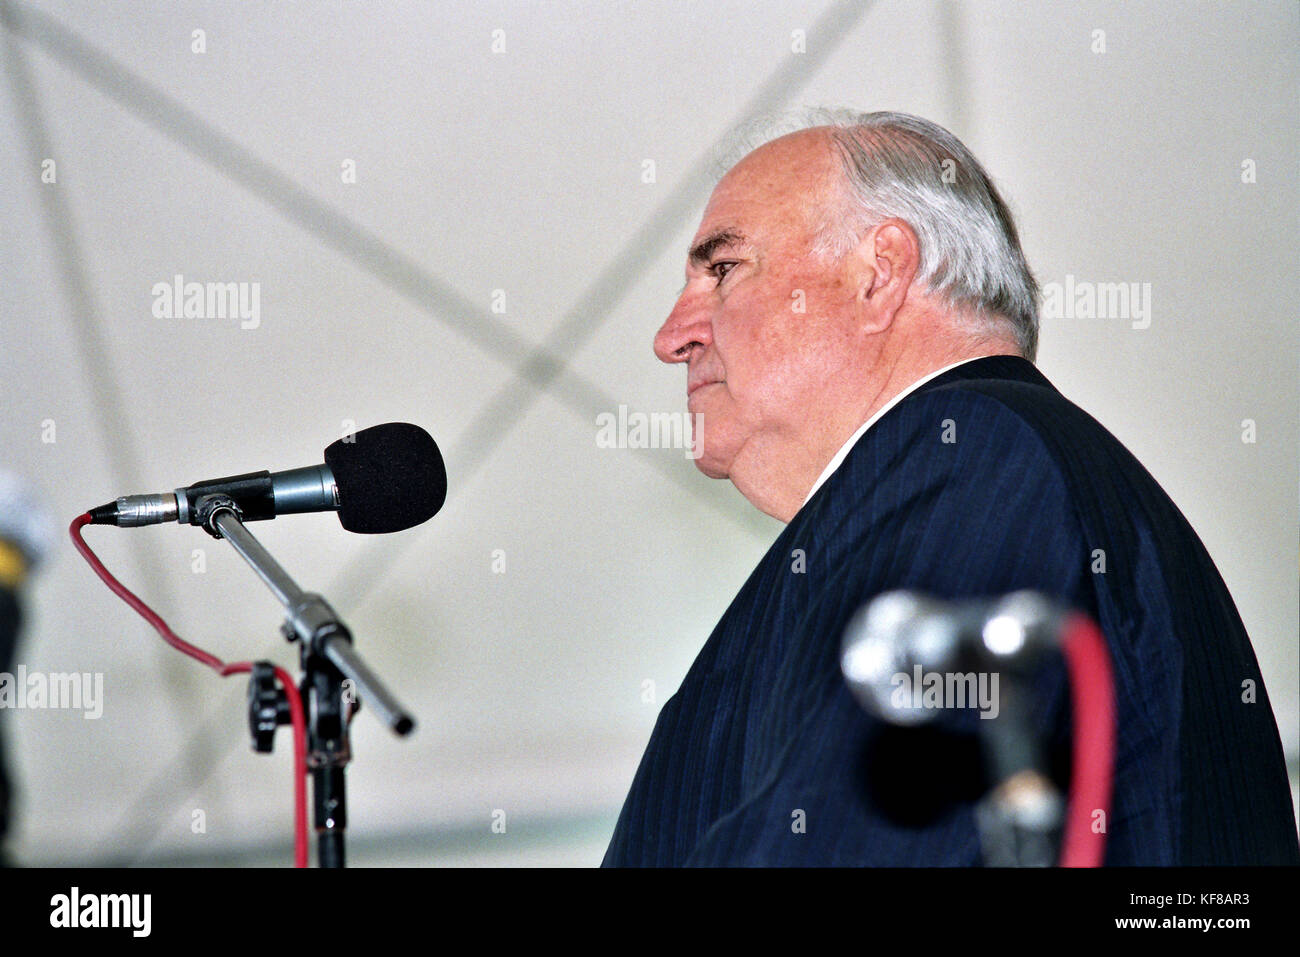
1058,613,1116,867
69,513,309,867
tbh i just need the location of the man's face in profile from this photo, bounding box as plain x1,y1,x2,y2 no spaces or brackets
653,130,867,484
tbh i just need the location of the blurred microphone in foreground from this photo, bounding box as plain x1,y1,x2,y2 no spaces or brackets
842,590,1116,867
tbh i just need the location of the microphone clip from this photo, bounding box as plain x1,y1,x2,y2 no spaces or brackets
193,493,244,540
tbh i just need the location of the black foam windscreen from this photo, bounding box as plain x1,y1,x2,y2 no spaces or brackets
323,423,447,534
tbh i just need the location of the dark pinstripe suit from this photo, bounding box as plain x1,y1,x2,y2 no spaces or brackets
603,356,1299,866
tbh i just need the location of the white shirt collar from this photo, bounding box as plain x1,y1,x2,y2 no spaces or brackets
799,356,999,509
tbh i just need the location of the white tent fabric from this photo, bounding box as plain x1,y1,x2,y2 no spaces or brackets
0,0,1295,865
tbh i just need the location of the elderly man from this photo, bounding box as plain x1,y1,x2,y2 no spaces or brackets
602,111,1299,866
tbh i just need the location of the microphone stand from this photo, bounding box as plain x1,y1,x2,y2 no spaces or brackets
971,693,1065,867
962,596,1067,867
193,493,416,868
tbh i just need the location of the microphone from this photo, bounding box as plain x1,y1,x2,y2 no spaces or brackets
841,591,1074,866
840,590,1062,724
87,422,447,535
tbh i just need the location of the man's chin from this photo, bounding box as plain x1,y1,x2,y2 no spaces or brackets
691,452,729,480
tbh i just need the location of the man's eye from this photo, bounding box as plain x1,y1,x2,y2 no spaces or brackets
710,261,738,282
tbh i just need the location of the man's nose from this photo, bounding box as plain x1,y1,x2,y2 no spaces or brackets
654,289,712,364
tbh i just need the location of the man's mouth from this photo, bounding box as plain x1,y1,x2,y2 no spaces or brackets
688,379,722,398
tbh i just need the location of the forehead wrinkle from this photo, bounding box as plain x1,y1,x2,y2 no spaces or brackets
710,132,843,244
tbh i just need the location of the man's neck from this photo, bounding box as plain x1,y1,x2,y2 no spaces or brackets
737,343,1023,522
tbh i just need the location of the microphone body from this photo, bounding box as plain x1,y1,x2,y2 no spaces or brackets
94,465,338,528
87,422,446,534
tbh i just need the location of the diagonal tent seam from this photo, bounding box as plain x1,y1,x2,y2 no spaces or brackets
324,0,878,612
0,0,876,861
135,0,882,862
938,0,973,145
0,0,768,860
0,1,217,795
0,0,754,538
453,0,880,482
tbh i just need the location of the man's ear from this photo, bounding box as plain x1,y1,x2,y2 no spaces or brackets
851,218,920,333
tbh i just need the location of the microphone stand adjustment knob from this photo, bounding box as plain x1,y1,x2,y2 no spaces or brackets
247,660,290,754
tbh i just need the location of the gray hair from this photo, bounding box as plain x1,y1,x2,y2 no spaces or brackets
717,109,1040,360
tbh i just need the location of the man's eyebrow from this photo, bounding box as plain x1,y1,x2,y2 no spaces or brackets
688,229,748,267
